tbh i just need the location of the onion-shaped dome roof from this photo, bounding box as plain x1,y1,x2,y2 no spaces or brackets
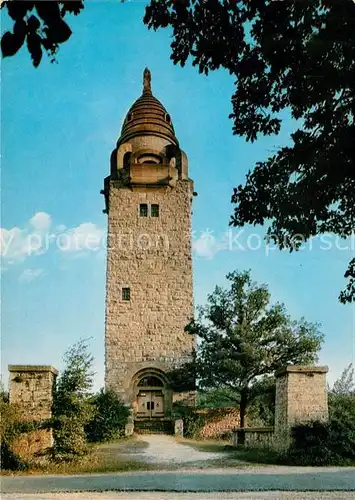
117,68,179,147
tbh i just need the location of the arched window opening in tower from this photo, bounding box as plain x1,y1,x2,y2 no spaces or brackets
165,113,171,124
137,376,164,387
127,112,133,122
137,154,162,165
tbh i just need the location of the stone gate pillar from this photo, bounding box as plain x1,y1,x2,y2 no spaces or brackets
274,365,328,449
9,365,58,458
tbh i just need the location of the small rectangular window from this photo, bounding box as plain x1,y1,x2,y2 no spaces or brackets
122,287,130,301
151,204,159,217
140,204,148,217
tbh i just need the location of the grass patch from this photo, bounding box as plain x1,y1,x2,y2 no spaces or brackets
230,446,282,465
176,437,230,453
1,436,154,476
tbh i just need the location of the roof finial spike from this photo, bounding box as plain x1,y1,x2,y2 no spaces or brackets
143,67,152,94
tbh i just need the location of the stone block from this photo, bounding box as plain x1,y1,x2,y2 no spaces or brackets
274,365,329,450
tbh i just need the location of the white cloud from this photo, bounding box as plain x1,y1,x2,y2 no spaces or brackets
58,223,105,253
1,227,26,259
192,229,226,259
18,268,44,284
29,212,52,232
1,213,106,265
1,212,52,262
0,226,44,260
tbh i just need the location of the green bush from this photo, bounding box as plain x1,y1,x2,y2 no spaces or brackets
52,339,94,460
286,382,355,466
329,393,355,425
0,400,28,471
172,403,205,438
52,415,88,460
287,413,355,465
85,389,129,443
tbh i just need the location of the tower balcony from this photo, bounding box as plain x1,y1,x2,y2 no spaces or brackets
128,163,178,187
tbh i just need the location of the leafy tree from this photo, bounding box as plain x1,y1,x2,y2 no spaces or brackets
197,387,238,409
85,389,129,443
330,363,355,396
3,1,354,301
1,1,84,67
52,338,94,457
186,270,323,442
327,363,355,459
144,0,355,303
243,377,276,427
166,356,197,393
197,382,275,426
0,380,9,403
54,338,94,416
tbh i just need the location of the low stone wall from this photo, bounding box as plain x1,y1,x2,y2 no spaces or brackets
11,429,53,460
232,427,274,448
173,391,196,407
196,406,240,439
274,365,329,450
174,418,184,436
8,365,58,459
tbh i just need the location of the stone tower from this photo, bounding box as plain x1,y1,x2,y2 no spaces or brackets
102,69,195,420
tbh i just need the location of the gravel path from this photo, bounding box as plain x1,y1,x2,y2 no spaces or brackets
2,436,355,496
134,435,225,464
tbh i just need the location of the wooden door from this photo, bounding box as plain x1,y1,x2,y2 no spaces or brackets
137,391,151,418
151,391,164,418
137,390,164,418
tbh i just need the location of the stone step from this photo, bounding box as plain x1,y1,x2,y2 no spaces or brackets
134,419,174,435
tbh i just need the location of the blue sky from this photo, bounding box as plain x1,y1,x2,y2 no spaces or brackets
1,1,354,390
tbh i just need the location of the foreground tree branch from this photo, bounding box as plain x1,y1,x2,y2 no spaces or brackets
144,0,355,303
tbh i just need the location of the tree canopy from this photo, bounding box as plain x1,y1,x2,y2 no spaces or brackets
1,1,84,67
186,270,324,433
144,0,355,303
2,1,354,302
53,338,94,418
330,363,355,396
53,338,94,457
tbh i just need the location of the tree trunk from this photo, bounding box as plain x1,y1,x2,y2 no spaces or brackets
238,390,247,446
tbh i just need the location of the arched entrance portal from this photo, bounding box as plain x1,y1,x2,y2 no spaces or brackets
137,376,164,418
132,369,171,419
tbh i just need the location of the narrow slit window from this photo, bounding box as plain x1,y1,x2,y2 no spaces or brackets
122,287,130,301
140,204,148,217
151,204,159,217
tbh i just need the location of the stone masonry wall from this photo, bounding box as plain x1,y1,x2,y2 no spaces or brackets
274,365,328,449
105,179,195,402
232,428,275,448
195,407,240,440
9,365,58,458
274,370,288,443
